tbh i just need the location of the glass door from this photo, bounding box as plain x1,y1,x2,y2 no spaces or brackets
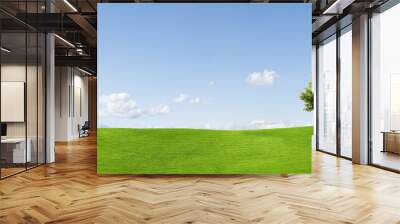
317,35,337,154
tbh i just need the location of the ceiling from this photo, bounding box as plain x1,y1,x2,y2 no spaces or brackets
0,0,390,75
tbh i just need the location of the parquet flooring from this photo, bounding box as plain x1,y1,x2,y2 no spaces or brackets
1,135,400,223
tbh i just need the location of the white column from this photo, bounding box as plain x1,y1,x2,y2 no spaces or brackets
55,67,74,141
46,32,55,163
352,14,369,164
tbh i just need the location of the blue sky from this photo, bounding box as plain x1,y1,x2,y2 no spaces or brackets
98,4,312,129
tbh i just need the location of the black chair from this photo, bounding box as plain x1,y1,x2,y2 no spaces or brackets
79,121,90,138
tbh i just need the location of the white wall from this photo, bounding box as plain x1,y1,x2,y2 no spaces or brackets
1,63,47,164
1,65,40,138
55,66,70,141
1,65,26,138
55,67,89,141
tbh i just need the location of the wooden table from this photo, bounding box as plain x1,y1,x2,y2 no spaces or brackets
381,131,400,154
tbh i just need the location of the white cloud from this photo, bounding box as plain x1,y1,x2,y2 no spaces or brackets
203,120,303,130
173,94,201,104
208,81,215,86
99,93,143,118
99,92,169,119
245,70,278,86
104,120,308,130
189,97,201,104
248,120,294,129
173,94,189,103
147,105,170,115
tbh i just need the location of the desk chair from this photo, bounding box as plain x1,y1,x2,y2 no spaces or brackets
79,121,90,138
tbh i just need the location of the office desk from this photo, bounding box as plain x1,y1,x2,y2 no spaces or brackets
1,138,31,163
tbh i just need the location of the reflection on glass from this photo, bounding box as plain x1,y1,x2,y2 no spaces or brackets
318,35,337,154
371,3,400,171
340,27,352,158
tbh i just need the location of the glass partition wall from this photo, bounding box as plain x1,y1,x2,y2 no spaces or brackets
0,5,46,179
316,25,352,159
370,3,400,171
0,31,27,177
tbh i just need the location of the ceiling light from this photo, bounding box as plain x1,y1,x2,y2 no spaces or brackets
323,1,341,14
323,0,355,15
76,48,85,55
78,67,93,76
54,34,75,48
1,47,11,53
63,0,78,12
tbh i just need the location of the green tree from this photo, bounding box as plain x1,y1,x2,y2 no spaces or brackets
300,81,313,112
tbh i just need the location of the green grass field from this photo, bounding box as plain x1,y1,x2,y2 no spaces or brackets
97,126,312,174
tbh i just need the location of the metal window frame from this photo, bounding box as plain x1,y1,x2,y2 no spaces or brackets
315,22,353,161
315,0,400,172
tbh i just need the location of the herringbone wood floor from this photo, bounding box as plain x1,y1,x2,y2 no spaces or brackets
1,135,400,224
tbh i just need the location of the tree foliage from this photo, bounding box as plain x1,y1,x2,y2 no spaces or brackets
300,81,313,112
